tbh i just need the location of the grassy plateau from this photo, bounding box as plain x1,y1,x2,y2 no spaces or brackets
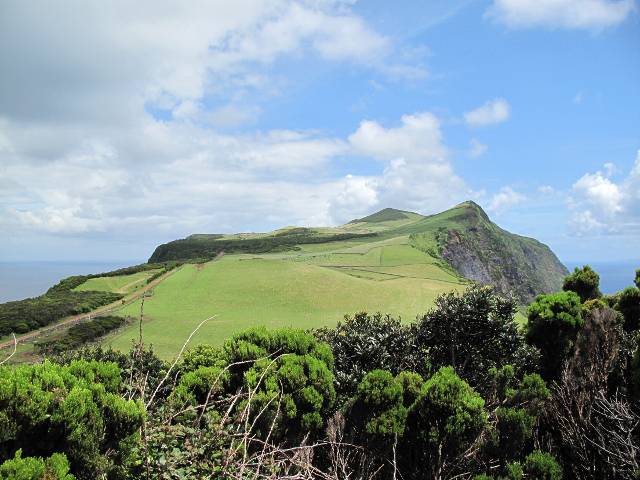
106,241,465,358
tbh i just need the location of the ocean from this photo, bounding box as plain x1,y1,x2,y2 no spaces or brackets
564,260,639,295
0,261,143,303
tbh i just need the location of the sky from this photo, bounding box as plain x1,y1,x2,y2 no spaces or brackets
0,0,638,263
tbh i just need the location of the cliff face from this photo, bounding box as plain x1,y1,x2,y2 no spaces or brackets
437,203,568,303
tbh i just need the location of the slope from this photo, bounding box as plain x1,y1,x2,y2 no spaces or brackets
146,201,568,304
106,254,463,358
388,201,568,302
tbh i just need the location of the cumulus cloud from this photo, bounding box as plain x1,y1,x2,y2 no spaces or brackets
486,0,635,30
0,1,443,258
464,98,511,127
487,187,526,213
469,139,488,158
345,112,472,214
349,112,447,162
569,151,640,234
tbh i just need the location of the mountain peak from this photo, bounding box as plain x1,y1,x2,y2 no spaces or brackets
348,207,416,224
454,200,491,222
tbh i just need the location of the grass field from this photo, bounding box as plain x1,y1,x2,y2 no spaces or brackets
73,270,160,294
3,202,554,365
105,249,464,359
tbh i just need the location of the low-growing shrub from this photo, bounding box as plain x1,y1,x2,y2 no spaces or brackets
35,316,129,354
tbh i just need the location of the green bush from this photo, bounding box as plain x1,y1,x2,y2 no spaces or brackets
563,265,601,303
616,287,640,332
36,316,128,354
415,285,531,388
0,360,144,479
0,450,74,480
314,312,416,402
406,366,487,478
524,450,562,480
526,291,584,380
176,327,336,443
353,370,409,438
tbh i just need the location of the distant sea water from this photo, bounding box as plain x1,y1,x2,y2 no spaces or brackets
565,260,639,294
0,261,143,303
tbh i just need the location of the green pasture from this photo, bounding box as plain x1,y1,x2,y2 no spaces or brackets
73,270,160,294
104,253,463,359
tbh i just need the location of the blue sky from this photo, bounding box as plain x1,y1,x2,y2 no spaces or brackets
0,0,638,263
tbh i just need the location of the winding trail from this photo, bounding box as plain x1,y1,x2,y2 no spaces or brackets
0,266,183,351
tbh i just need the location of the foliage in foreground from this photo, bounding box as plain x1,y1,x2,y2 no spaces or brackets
1,266,639,479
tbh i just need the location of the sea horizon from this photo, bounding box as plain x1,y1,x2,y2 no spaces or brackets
0,260,145,303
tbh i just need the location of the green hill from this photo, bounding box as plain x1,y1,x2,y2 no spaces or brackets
0,201,567,361
348,207,421,224
106,252,462,358
148,201,567,303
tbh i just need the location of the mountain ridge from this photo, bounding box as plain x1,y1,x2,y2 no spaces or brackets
148,201,567,303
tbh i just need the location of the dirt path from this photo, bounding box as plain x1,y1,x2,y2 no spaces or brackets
115,275,152,294
0,266,183,351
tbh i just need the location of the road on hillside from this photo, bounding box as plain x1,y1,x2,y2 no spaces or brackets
0,266,183,351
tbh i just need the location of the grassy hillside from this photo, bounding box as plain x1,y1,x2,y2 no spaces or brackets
347,207,423,224
1,200,566,361
73,270,160,294
106,245,464,358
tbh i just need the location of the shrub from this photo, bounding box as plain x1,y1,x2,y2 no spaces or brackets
36,316,129,354
0,360,143,479
315,312,416,402
563,265,601,303
616,287,640,332
405,366,487,478
526,291,584,380
524,451,562,480
0,450,74,480
415,285,530,388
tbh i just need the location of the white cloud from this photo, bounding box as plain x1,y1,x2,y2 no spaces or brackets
464,98,511,127
345,112,473,214
0,1,443,259
488,187,526,213
349,112,446,162
0,1,419,128
0,107,474,247
328,175,379,223
469,139,488,158
569,152,640,234
486,0,635,30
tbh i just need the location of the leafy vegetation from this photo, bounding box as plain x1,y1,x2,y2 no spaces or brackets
149,231,378,262
563,265,602,302
3,263,640,479
35,316,129,355
107,255,463,359
0,289,122,337
0,450,74,480
0,360,144,479
526,291,584,380
0,262,177,337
